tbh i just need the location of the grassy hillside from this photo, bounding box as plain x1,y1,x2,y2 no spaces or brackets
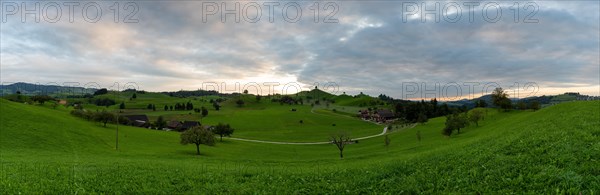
1,99,598,193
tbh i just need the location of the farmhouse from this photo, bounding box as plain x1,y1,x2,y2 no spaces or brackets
124,115,150,127
181,121,200,131
374,109,394,123
167,121,182,130
357,110,370,120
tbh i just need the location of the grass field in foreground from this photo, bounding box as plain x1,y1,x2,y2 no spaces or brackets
0,99,598,193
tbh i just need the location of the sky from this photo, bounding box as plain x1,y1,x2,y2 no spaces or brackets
1,0,599,100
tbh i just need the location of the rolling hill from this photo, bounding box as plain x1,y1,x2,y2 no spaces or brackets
0,98,598,193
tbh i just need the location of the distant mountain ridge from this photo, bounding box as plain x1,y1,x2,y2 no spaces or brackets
0,82,97,96
2,82,598,107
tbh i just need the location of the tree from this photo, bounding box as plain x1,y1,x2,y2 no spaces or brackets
201,107,209,118
119,102,126,109
243,89,249,94
213,102,221,111
416,112,428,123
94,110,115,127
491,88,511,111
147,104,153,109
155,116,166,130
443,113,468,136
31,95,54,104
475,99,488,108
416,130,422,143
212,123,234,141
384,134,390,149
93,88,108,96
118,115,130,125
517,101,527,110
330,132,352,159
152,104,156,111
132,93,137,99
469,109,484,127
186,102,194,110
529,101,541,111
256,95,262,102
164,105,168,111
236,99,245,107
442,126,453,137
180,126,215,155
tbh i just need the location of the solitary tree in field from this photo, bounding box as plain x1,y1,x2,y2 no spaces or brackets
119,102,125,109
201,107,209,117
443,113,468,136
212,123,234,141
180,126,215,155
94,110,115,127
330,132,352,159
492,88,512,111
213,102,221,111
256,95,262,102
469,109,484,127
416,130,422,143
384,134,390,150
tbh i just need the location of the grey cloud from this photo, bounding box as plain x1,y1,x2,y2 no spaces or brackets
0,1,598,97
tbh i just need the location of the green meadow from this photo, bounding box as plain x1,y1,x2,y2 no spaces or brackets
0,95,598,193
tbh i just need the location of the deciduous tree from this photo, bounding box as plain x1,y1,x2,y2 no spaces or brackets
330,132,352,159
492,88,512,111
94,110,115,127
469,109,484,127
180,126,215,155
212,123,234,141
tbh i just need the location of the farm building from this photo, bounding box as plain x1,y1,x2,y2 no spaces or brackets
181,121,200,131
357,110,370,120
124,115,150,127
374,110,394,123
166,121,182,130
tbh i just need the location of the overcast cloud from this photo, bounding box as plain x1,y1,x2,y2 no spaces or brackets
1,1,598,99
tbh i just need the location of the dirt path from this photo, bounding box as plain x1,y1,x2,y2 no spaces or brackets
225,126,389,145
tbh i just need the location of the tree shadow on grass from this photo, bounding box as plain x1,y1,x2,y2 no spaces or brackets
175,149,215,157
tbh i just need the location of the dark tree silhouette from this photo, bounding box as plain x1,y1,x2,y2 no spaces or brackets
330,132,352,159
212,123,234,141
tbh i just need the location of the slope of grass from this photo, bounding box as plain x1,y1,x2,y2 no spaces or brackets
1,99,598,193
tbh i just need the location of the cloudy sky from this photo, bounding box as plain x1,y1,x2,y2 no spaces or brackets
1,1,598,100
